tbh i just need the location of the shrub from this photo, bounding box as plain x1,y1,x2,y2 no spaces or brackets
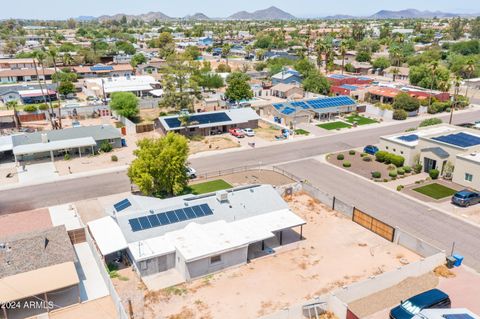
337,154,344,160
387,154,405,167
383,178,389,182
403,166,412,173
413,163,423,174
389,170,398,178
23,105,38,113
429,169,440,180
397,168,405,175
392,109,408,120
38,103,49,111
363,156,372,162
100,141,113,153
64,153,71,160
419,118,442,127
111,155,118,162
375,150,388,162
360,153,367,157
349,150,356,155
343,161,351,168
372,171,381,178
397,185,404,191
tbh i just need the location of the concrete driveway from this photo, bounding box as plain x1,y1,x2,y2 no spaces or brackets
16,162,58,183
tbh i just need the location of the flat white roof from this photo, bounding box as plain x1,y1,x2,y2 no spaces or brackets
382,125,457,147
129,208,305,263
49,204,83,231
0,135,13,152
13,136,96,155
457,151,480,163
86,76,158,93
88,216,128,256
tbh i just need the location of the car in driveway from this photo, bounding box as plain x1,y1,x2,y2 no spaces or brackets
363,145,379,155
451,190,480,207
243,128,255,137
229,128,245,138
389,289,451,319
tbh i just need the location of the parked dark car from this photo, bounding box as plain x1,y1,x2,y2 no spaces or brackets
389,289,451,319
451,190,480,207
363,145,379,155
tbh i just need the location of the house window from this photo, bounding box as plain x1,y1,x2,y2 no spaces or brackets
189,127,195,132
210,255,221,264
465,173,473,182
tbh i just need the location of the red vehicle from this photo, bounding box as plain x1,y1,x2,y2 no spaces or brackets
229,128,245,138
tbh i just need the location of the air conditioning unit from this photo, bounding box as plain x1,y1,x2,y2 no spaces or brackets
216,190,229,203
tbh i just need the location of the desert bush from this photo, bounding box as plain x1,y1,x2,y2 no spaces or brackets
413,163,423,174
372,171,381,178
429,169,440,180
343,161,351,168
375,150,388,162
337,154,344,160
403,166,412,173
349,150,356,155
111,155,118,162
389,170,398,178
100,141,113,153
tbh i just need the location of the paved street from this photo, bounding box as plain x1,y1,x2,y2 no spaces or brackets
279,159,480,271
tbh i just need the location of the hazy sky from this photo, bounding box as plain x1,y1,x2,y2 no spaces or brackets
1,0,479,20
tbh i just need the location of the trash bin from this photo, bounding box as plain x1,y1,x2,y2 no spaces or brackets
453,254,464,267
446,256,456,269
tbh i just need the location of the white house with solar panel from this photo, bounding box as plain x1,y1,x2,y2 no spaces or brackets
270,96,357,125
87,185,306,285
380,125,480,188
157,108,260,136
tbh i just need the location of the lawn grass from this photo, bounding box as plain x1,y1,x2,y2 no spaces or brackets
345,115,378,125
317,121,352,130
294,129,310,135
413,183,457,200
188,179,232,195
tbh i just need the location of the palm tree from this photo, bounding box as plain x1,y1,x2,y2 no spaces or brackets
450,76,462,124
463,58,476,99
222,44,232,65
391,67,400,82
314,40,326,70
6,100,20,128
34,51,56,129
339,43,347,75
428,61,439,110
62,53,74,66
48,48,62,128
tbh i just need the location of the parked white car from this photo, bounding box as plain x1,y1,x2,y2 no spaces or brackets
243,128,255,137
186,166,197,179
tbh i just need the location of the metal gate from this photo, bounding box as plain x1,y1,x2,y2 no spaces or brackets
352,208,395,242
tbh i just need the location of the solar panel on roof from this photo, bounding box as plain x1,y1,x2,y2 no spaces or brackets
199,203,213,215
129,219,142,232
166,211,179,223
138,216,151,229
157,213,169,225
183,207,196,219
192,206,205,217
114,199,132,212
433,132,480,148
148,215,161,227
175,209,188,221
398,134,419,142
444,315,475,319
90,65,114,71
164,112,232,129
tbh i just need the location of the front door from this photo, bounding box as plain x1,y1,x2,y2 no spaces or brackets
424,157,437,172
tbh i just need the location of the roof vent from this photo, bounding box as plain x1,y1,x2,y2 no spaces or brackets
41,133,48,143
216,190,229,203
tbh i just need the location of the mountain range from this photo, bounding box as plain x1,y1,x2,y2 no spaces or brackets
80,7,478,22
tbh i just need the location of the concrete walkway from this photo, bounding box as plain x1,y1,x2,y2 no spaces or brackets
16,162,59,183
74,242,109,301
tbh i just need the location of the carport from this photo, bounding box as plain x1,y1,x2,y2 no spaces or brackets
13,137,96,163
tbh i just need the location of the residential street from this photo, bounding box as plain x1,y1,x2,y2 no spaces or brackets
279,159,480,272
2,111,480,271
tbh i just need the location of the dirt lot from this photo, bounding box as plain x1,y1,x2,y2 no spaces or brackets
327,151,416,182
193,169,294,186
254,121,282,141
189,135,240,155
113,192,419,319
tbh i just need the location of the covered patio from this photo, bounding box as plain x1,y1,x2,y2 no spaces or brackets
12,137,96,163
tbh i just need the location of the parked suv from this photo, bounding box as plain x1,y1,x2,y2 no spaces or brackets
390,289,451,319
451,190,480,207
363,145,379,155
229,128,245,138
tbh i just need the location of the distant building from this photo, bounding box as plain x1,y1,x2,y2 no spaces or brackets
270,83,304,99
158,108,260,136
83,75,160,98
383,66,410,81
72,64,134,78
18,88,57,104
271,69,303,86
0,67,55,84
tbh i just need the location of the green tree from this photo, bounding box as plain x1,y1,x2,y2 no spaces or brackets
183,46,201,61
294,58,315,77
409,63,450,90
302,71,331,95
130,53,147,67
58,81,75,96
225,72,253,102
128,133,189,196
393,93,420,112
115,41,136,55
110,92,139,120
372,57,391,70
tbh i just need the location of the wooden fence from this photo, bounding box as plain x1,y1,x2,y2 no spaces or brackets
352,208,395,242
